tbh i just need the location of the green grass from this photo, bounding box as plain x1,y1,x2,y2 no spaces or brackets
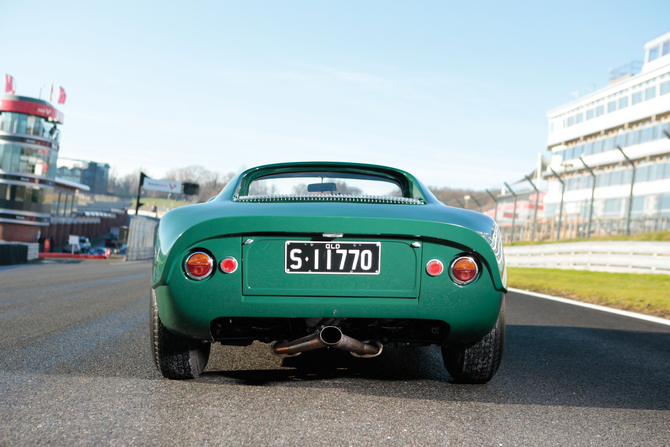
507,267,670,319
507,230,670,246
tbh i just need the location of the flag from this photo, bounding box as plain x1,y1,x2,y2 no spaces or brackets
5,74,15,94
58,86,66,104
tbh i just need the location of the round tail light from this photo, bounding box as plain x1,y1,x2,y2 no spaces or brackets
185,252,214,280
426,259,444,276
450,256,479,285
220,256,238,274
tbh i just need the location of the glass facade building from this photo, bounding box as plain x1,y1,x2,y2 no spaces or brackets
0,95,64,240
544,31,670,232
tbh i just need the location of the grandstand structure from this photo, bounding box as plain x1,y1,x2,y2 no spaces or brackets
544,30,670,239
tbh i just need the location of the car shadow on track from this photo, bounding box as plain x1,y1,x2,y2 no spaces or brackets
199,324,670,411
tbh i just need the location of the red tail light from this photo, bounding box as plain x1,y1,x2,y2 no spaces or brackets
185,252,214,280
220,257,238,274
426,259,444,276
450,256,478,285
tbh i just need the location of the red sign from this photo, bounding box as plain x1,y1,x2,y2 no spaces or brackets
0,98,64,123
5,74,15,94
58,86,66,104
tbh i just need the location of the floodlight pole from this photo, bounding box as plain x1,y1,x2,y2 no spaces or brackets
524,175,540,241
469,195,482,212
504,182,517,243
135,172,147,216
550,167,565,241
485,189,498,222
579,157,596,238
617,145,635,236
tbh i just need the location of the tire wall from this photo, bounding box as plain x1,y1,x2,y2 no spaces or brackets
0,243,29,266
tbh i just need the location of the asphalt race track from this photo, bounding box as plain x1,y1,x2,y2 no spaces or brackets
1,259,669,446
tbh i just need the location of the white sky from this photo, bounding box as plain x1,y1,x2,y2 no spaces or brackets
2,1,668,189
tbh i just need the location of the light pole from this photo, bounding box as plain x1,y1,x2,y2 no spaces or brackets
550,167,565,241
504,182,518,243
485,189,499,222
579,157,597,238
524,175,540,241
617,145,636,236
468,195,483,212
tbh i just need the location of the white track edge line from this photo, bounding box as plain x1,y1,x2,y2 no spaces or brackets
508,287,670,327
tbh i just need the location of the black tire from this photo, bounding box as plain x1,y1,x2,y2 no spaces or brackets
441,301,505,384
150,289,211,379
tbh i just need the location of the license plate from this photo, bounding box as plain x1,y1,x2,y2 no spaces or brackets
285,241,381,274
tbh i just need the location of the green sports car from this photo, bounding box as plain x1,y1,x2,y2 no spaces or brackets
151,162,507,383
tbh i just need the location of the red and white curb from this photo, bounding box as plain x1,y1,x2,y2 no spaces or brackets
508,287,670,327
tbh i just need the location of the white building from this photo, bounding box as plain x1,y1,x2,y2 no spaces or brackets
544,31,670,235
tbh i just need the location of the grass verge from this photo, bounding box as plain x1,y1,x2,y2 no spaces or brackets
507,267,670,319
507,230,670,246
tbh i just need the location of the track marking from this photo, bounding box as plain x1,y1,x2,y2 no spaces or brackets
508,287,670,327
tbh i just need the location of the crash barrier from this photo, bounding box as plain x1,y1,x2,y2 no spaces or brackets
0,242,38,266
38,252,109,259
126,215,159,261
505,241,670,275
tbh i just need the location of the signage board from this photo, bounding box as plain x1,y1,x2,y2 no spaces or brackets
143,178,182,194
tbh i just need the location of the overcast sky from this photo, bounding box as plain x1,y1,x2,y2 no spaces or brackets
2,1,669,190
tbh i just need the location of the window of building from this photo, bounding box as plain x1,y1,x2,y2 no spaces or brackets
615,133,627,148
567,116,575,126
661,81,670,96
586,109,594,120
649,46,659,62
632,91,643,105
640,126,654,144
604,198,622,215
663,41,670,57
631,196,645,216
576,113,583,124
607,101,616,113
619,96,628,109
637,165,649,183
658,161,668,180
596,105,604,117
645,86,656,101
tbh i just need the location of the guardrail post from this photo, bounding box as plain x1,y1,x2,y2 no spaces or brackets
524,175,540,242
504,182,518,243
485,189,499,222
550,167,565,241
617,146,636,236
579,157,597,238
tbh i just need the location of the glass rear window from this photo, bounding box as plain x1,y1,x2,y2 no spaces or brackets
248,171,403,198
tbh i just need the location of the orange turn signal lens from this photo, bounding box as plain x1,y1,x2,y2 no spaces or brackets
185,252,214,280
426,259,444,276
450,256,478,285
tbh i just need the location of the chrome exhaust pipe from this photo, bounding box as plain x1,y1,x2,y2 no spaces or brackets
270,326,383,358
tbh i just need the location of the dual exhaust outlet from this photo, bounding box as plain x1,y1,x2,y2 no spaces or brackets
270,326,383,358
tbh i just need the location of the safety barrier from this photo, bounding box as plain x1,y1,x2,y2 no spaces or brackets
505,241,670,274
125,215,159,261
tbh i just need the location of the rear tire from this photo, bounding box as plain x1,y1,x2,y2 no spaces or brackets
151,289,211,379
441,301,505,384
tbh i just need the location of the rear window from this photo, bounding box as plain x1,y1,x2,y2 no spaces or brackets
248,171,403,197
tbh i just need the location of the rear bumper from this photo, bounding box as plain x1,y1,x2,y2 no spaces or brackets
154,284,504,344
